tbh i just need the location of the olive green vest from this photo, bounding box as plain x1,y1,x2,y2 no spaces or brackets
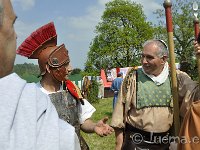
136,69,172,109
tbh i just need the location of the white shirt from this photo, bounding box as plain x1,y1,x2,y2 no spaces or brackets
36,82,96,124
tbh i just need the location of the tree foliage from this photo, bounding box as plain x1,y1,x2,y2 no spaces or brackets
154,0,199,79
87,80,100,103
85,0,154,72
71,68,82,75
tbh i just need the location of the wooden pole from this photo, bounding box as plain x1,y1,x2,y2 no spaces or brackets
194,17,200,83
163,0,180,136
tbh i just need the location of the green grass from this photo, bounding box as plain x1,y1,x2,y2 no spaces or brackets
81,97,115,150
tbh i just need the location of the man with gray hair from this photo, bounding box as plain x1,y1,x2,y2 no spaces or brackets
111,39,200,150
0,0,80,149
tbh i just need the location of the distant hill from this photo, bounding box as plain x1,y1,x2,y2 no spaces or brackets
13,63,40,83
13,63,82,84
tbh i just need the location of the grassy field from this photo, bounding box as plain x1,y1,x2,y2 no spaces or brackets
81,97,115,150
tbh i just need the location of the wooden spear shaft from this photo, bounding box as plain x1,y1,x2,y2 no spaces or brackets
163,0,180,136
194,18,200,83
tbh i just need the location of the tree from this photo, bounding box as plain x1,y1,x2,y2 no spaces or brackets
71,68,82,75
13,63,41,82
85,0,154,72
154,0,199,79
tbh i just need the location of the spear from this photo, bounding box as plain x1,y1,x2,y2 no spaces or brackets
163,0,180,136
193,1,200,83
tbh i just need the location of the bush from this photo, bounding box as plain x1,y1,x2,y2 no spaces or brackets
87,80,99,103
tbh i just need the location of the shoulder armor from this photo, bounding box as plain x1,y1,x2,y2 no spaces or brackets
125,66,137,80
122,67,137,98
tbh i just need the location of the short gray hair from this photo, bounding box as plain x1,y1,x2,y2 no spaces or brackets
0,0,3,27
143,39,169,57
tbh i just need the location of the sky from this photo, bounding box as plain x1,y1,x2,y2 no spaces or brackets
12,0,163,69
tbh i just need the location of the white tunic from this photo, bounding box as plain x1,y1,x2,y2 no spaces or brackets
0,73,81,150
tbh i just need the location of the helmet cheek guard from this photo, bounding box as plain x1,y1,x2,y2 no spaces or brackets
48,44,69,68
51,66,67,82
48,44,70,82
38,46,57,76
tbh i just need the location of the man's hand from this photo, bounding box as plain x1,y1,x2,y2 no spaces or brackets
94,117,114,137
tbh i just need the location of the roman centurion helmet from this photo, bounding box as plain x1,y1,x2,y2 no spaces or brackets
17,22,70,82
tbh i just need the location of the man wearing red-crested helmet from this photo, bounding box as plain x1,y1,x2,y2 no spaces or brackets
17,22,114,150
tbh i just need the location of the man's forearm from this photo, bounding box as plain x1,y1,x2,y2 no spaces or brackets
114,127,124,150
80,119,96,133
81,117,114,137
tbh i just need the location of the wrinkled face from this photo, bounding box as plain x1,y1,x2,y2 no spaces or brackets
141,42,165,76
0,0,17,77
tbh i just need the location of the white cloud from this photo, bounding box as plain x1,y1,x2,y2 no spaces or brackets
97,0,162,18
12,0,36,10
98,0,162,21
14,21,44,65
97,0,110,6
64,0,161,42
67,6,102,30
15,20,41,45
133,0,162,17
63,4,104,43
